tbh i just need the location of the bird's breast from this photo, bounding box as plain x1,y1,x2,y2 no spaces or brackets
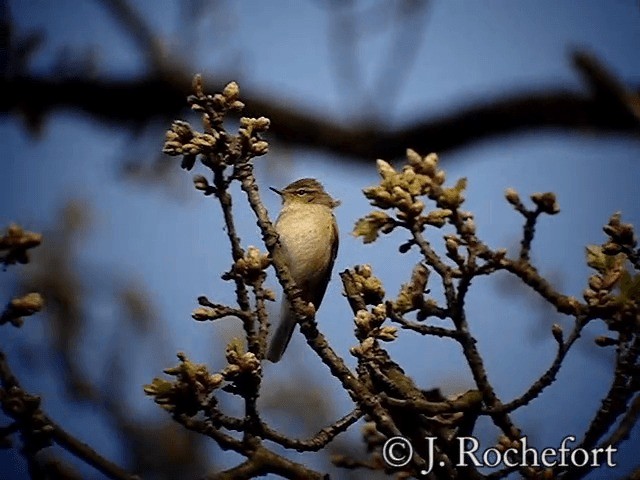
275,204,337,286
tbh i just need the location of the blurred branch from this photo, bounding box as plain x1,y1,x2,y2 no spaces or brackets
324,0,431,120
3,0,639,168
0,351,140,480
326,0,365,115
573,51,640,122
372,0,431,117
6,204,209,478
99,0,169,73
2,52,639,161
602,393,640,448
628,466,640,480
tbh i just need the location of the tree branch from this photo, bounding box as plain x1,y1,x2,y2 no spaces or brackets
3,54,640,161
0,351,140,480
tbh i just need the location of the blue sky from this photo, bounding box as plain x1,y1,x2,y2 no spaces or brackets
2,1,640,478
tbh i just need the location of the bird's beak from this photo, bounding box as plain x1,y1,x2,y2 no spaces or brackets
269,186,283,196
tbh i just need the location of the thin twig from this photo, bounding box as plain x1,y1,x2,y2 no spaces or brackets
260,408,363,452
500,258,585,316
388,312,460,339
484,319,585,414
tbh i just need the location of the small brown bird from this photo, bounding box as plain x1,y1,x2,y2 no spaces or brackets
266,178,340,362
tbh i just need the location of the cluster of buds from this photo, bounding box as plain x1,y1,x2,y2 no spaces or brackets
1,292,44,327
505,188,525,212
584,245,626,309
348,265,385,306
143,352,224,416
163,78,271,173
602,212,637,255
350,331,396,359
188,78,245,124
354,150,466,245
351,304,397,358
493,435,556,479
238,116,270,157
224,340,261,379
354,304,395,339
456,210,476,237
584,243,639,335
364,149,447,214
393,263,430,315
0,224,42,266
436,177,467,211
215,340,262,397
421,208,454,228
232,246,270,285
163,120,222,170
531,192,560,215
444,234,464,265
363,158,428,216
143,342,262,416
505,188,560,216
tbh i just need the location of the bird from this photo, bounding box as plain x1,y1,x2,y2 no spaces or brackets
266,178,340,362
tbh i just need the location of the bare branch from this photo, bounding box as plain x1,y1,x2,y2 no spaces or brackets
260,408,363,452
0,352,140,480
3,64,640,161
485,320,585,414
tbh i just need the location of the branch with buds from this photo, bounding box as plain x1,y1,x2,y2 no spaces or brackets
149,78,640,479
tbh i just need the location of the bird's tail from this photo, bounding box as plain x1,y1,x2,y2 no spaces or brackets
266,301,297,362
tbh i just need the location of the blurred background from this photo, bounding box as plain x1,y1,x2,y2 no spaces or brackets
1,1,640,478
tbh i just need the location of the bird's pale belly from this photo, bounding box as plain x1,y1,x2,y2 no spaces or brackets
276,205,335,288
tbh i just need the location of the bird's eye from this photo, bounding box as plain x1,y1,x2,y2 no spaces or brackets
295,189,308,196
